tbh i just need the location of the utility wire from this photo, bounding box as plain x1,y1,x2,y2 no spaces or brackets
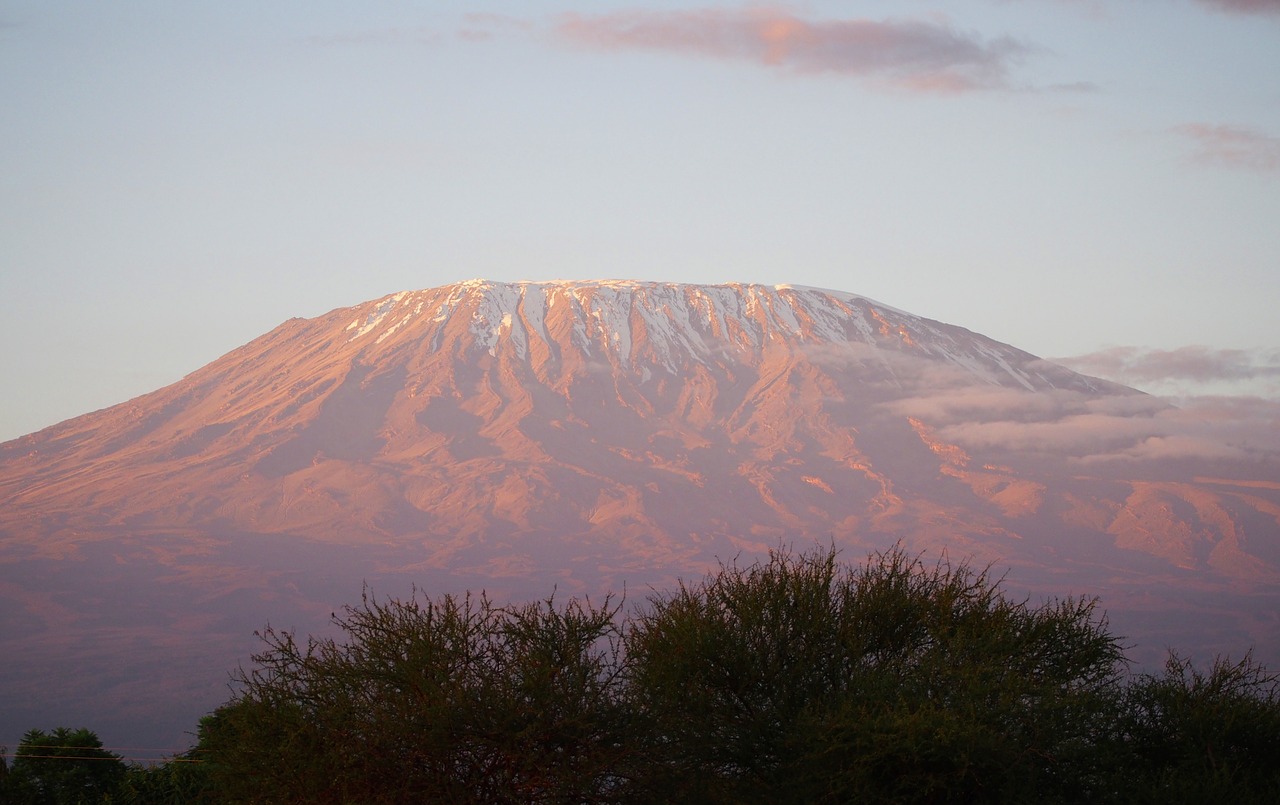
0,744,204,753
0,752,204,763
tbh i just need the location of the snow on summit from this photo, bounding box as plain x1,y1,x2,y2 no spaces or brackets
336,279,1108,393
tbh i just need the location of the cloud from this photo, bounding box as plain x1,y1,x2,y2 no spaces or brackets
1027,349,1280,463
859,352,1175,458
1194,0,1280,15
937,411,1173,456
1076,434,1250,464
1077,395,1280,464
1174,123,1280,172
1056,346,1280,385
1027,0,1280,16
806,341,1277,467
917,390,1280,466
552,7,1031,92
1175,393,1280,423
882,373,1175,461
874,348,1280,465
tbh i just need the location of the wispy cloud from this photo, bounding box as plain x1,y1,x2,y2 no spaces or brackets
1023,0,1280,17
551,7,1031,92
1174,123,1280,172
1057,346,1280,385
937,409,1178,457
896,383,1280,466
1194,0,1280,16
844,344,1280,466
1074,395,1280,465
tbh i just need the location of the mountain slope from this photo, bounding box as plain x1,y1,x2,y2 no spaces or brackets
1,279,1277,753
0,280,1128,547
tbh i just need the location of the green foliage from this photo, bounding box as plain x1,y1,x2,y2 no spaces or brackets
202,588,629,803
624,546,1126,802
1110,652,1280,802
112,743,213,805
1,727,126,805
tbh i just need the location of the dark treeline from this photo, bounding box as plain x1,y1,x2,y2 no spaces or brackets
3,546,1279,803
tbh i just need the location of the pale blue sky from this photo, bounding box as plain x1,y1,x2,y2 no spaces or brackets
2,1,1278,441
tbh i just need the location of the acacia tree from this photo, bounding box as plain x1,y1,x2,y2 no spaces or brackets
196,546,1280,802
623,546,1127,802
203,589,630,803
1110,652,1280,802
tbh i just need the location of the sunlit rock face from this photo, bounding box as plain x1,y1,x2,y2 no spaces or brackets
1,279,1277,752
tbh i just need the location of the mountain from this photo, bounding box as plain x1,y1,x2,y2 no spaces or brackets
2,279,1278,754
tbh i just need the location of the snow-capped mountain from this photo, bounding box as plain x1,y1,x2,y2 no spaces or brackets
1,279,1276,753
336,280,1116,392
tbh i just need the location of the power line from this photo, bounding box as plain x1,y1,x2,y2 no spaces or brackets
1,754,203,764
0,744,203,754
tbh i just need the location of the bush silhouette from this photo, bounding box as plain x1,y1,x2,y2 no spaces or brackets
204,589,629,803
1,727,126,805
194,546,1279,803
624,546,1125,802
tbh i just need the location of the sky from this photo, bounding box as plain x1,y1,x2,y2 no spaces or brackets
2,0,1278,443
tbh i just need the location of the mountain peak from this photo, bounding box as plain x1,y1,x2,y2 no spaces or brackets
332,279,1104,394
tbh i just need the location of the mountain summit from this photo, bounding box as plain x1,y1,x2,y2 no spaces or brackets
1,279,1277,751
0,280,1128,547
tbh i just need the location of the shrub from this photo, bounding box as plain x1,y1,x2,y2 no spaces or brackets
1111,652,1280,802
197,546,1280,802
624,546,1126,802
203,589,628,803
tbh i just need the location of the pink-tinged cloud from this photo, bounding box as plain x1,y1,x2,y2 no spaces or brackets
553,8,1029,92
1195,0,1280,15
1074,396,1280,464
916,387,1280,465
1174,124,1280,172
937,413,1170,456
1057,346,1280,384
819,341,1278,466
1074,434,1251,464
877,347,1280,465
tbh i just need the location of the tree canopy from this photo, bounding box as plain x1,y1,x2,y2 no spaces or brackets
623,547,1126,802
1,727,126,805
191,545,1280,803
203,589,630,803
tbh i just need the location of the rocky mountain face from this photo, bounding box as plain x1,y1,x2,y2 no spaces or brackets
2,279,1278,753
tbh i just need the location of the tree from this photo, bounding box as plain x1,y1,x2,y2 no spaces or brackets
1110,652,1280,802
623,546,1127,802
113,734,214,805
1,727,126,805
194,544,1280,801
203,588,630,803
